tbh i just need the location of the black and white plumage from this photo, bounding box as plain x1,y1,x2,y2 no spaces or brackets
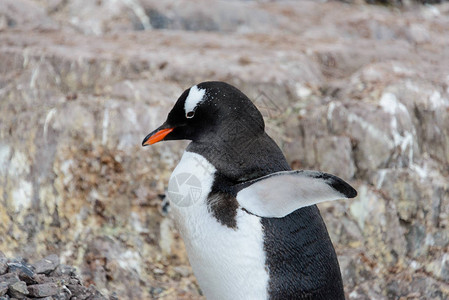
142,81,357,300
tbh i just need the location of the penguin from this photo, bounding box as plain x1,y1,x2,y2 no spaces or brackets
142,81,357,300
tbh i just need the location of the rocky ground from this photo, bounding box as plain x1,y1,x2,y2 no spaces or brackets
0,251,109,299
1,0,449,299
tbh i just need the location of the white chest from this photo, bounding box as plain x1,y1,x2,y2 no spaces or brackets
167,151,269,300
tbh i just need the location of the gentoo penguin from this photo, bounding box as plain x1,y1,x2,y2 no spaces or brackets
142,81,357,300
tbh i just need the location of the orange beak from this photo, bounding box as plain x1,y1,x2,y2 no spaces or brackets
142,127,174,146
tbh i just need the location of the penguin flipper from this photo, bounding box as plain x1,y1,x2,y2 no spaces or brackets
235,170,357,218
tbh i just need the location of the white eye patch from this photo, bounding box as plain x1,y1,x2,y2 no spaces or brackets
184,85,206,117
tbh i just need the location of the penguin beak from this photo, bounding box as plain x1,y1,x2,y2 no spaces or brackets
142,125,174,146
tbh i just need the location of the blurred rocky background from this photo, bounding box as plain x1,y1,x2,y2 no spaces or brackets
1,0,448,299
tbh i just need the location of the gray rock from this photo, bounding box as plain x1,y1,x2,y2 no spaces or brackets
7,262,35,283
426,253,449,282
33,254,59,275
0,259,7,275
8,281,29,298
50,264,76,278
31,273,52,284
406,223,427,258
0,273,19,285
86,285,107,300
142,0,280,33
66,284,89,299
0,0,58,30
54,290,71,300
27,283,59,297
0,282,8,296
316,136,355,179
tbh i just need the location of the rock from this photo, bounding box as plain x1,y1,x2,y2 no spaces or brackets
0,282,8,296
50,264,76,277
86,285,107,300
142,0,280,33
426,253,449,282
387,274,449,299
7,262,35,283
8,281,29,298
33,254,59,275
0,259,7,275
31,273,52,284
66,284,90,299
349,185,407,267
315,136,355,179
173,266,191,277
405,223,427,258
0,273,19,285
338,252,374,289
27,283,59,297
0,0,58,30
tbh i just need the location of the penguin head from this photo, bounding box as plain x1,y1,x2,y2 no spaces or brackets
142,81,265,146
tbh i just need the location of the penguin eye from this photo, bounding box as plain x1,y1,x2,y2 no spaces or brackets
186,111,195,119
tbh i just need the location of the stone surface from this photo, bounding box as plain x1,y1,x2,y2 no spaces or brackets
0,273,19,285
7,261,35,284
33,254,59,275
0,283,7,297
8,281,28,298
1,0,449,299
27,283,58,297
0,259,7,275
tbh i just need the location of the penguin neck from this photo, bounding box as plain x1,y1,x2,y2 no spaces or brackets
186,131,290,183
